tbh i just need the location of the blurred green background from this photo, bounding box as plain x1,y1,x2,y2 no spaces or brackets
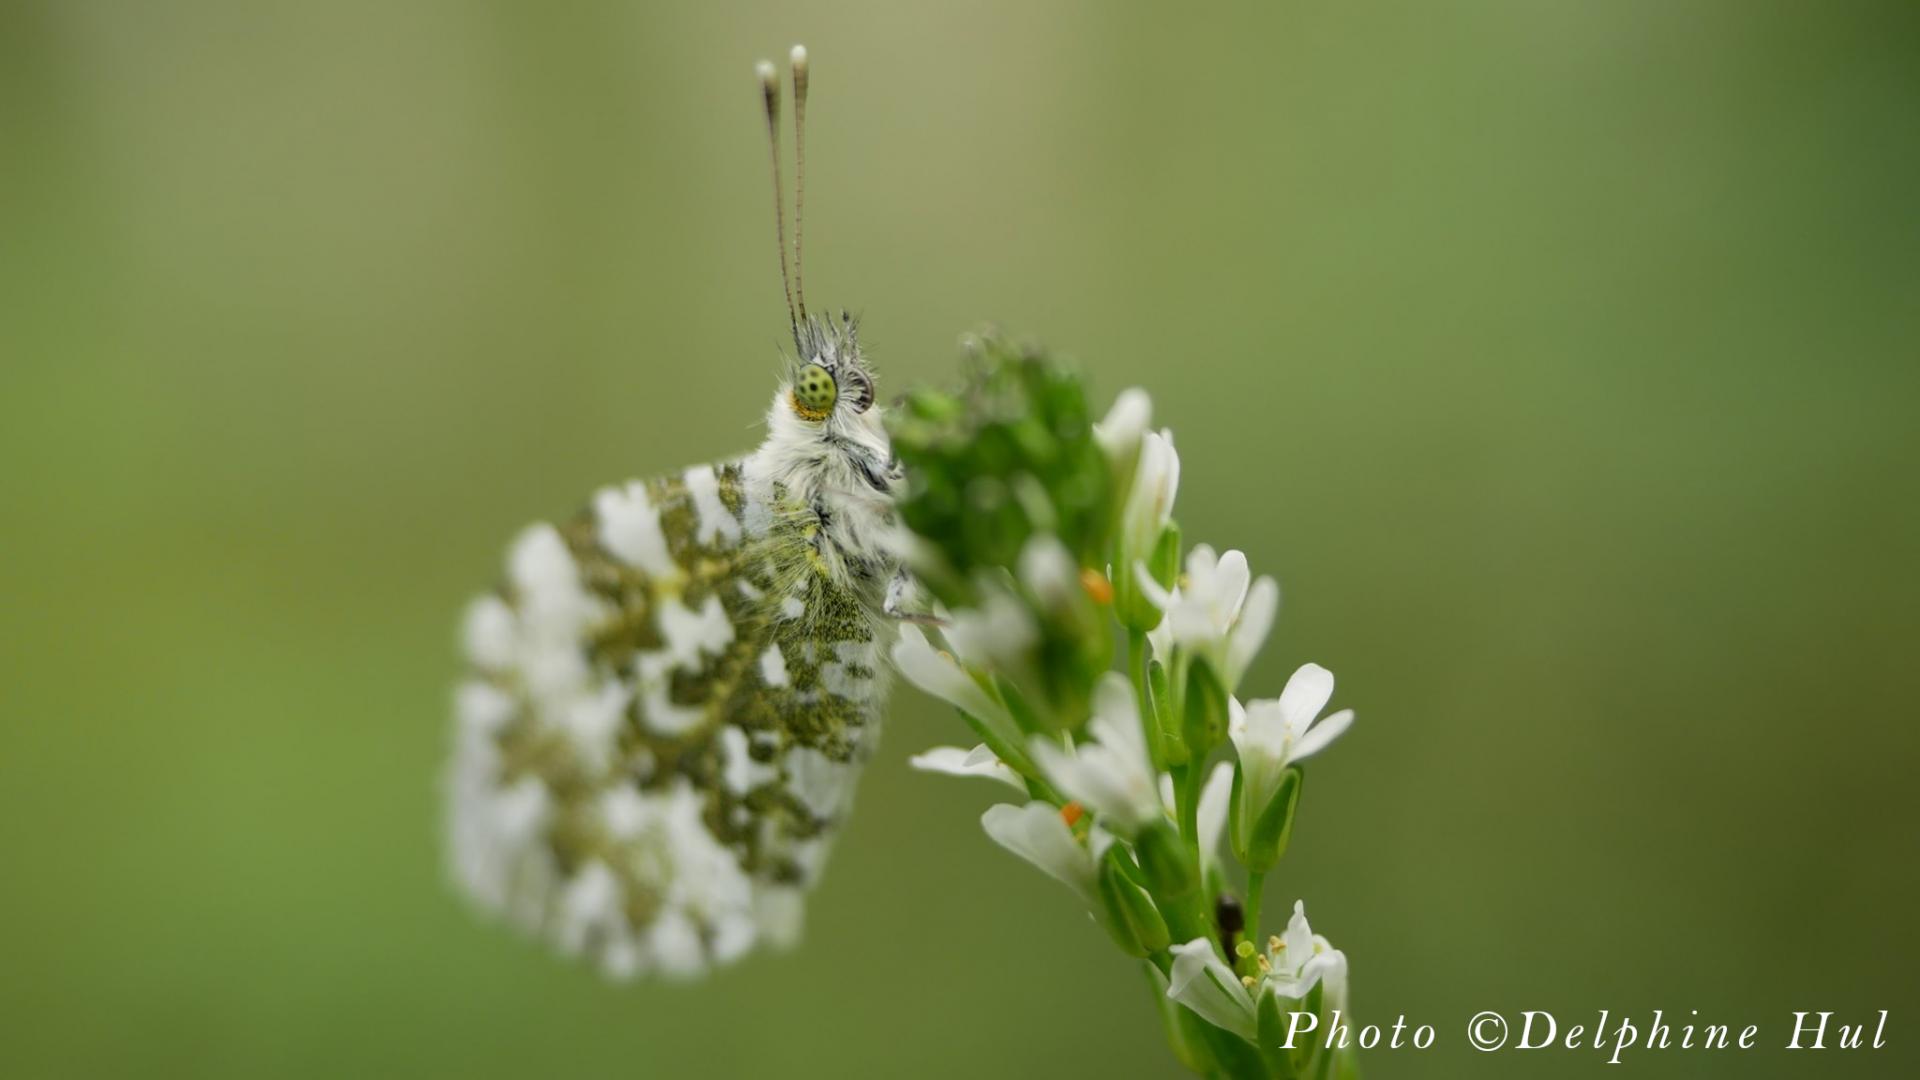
3,2,1916,1077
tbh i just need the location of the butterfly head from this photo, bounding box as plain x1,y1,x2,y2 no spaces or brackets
788,311,875,423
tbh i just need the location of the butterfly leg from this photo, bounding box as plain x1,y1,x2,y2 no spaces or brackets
883,568,945,626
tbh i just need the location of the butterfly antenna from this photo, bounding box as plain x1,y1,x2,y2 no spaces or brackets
790,44,811,322
757,59,799,345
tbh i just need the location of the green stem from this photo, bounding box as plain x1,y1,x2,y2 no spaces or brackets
1127,628,1163,765
954,708,1040,789
1165,653,1192,768
1022,775,1063,804
993,674,1045,737
1176,759,1205,851
1243,869,1266,945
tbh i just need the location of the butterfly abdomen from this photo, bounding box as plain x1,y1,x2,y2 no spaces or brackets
448,457,893,979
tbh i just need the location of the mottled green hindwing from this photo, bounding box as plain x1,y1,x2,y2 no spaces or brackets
448,461,892,980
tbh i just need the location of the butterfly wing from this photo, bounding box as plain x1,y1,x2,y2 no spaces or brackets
447,461,891,979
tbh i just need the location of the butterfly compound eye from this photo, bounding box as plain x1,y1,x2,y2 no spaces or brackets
793,364,839,419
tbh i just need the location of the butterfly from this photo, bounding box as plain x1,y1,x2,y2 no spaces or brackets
445,46,911,980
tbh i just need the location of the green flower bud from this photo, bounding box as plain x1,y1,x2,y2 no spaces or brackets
1134,820,1209,943
1231,765,1303,872
1116,520,1182,632
1182,655,1230,761
1149,656,1188,768
1098,857,1171,956
1150,522,1182,592
1150,964,1216,1076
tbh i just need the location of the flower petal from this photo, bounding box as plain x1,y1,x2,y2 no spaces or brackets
1278,900,1315,977
1197,760,1235,880
1094,388,1152,466
1290,709,1354,764
1277,662,1335,733
1134,559,1175,613
980,802,1099,902
891,623,1015,733
1089,672,1153,775
945,590,1038,671
908,745,1025,790
1266,945,1345,1003
1018,534,1082,612
1120,430,1180,557
1312,946,1350,1012
1029,673,1164,833
1226,576,1279,683
1187,543,1218,574
1167,939,1258,1039
1212,549,1252,622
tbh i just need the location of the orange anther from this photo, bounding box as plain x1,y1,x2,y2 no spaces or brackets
1080,567,1114,605
1060,802,1085,827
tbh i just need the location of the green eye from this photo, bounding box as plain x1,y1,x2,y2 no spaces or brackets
793,365,838,418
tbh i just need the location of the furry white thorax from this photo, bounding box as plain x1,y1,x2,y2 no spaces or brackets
743,386,898,589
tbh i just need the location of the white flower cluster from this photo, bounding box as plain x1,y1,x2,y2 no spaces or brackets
896,387,1359,1060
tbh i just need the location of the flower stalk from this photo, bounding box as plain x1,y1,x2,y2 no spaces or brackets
891,335,1362,1078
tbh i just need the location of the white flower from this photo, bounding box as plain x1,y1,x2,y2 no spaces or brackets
1094,387,1152,469
944,588,1037,671
1229,663,1353,842
909,744,1025,790
1017,533,1082,613
980,801,1111,904
1118,429,1180,566
1261,901,1347,1004
891,623,1019,740
1167,938,1258,1039
1141,545,1278,687
1167,902,1349,1039
1029,672,1164,834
